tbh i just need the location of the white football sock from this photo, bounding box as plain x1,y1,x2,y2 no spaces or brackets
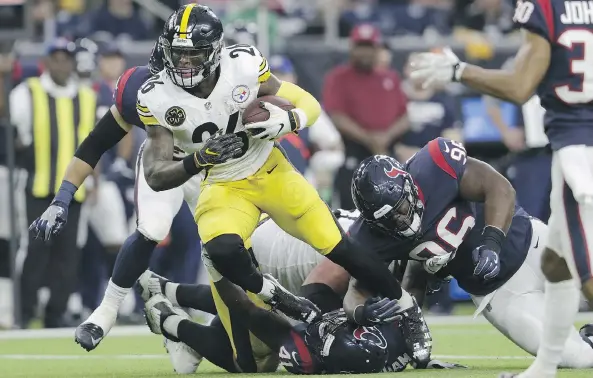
93,279,130,315
163,314,183,338
522,279,579,378
165,282,180,306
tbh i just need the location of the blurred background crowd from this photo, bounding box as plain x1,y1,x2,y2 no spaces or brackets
0,0,582,330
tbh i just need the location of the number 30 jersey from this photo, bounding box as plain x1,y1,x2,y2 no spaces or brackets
136,44,273,182
348,138,533,296
514,0,593,150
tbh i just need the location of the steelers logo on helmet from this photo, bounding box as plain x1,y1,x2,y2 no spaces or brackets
165,106,186,127
160,4,224,88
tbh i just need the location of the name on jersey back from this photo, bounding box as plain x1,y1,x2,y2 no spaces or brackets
561,1,593,24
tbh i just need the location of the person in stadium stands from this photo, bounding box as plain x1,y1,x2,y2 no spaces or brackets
135,4,418,372
12,38,97,328
340,140,593,369
409,1,593,377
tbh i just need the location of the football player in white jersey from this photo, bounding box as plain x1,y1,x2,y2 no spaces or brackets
136,4,413,370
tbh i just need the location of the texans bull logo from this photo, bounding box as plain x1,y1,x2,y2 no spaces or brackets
384,166,406,179
353,326,388,349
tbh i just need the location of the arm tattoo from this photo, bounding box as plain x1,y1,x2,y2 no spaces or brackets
142,125,193,191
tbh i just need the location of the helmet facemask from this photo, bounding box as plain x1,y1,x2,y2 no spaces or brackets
371,175,424,239
161,34,223,88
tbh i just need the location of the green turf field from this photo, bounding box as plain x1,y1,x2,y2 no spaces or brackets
1,320,592,378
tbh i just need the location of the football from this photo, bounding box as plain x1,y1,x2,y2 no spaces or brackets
242,95,295,126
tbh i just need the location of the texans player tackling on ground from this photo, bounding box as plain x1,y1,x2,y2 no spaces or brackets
136,4,414,371
410,1,593,377
137,210,450,373
346,140,593,370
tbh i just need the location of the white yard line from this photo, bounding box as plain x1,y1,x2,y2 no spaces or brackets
0,354,533,361
0,313,590,340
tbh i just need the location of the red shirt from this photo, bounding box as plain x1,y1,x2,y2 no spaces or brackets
323,64,407,132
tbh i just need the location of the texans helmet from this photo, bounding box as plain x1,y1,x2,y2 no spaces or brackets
305,310,388,374
351,155,424,239
160,4,224,88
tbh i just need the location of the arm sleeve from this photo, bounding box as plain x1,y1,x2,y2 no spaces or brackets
9,83,32,146
322,70,347,114
74,109,128,168
513,0,553,41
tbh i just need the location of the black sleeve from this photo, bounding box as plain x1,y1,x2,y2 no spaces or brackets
300,283,343,314
74,109,128,168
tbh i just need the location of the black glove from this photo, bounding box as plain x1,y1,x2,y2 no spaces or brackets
426,359,468,369
194,133,244,167
354,297,401,325
472,246,501,281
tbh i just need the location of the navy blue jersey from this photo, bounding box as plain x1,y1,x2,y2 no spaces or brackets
114,65,152,129
348,138,533,296
514,0,593,150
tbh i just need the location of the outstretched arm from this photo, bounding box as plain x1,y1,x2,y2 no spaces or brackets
142,125,197,191
458,30,550,104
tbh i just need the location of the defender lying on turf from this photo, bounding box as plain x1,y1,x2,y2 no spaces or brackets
138,270,464,374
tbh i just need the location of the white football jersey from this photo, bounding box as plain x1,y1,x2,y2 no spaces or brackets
251,214,357,294
137,44,273,182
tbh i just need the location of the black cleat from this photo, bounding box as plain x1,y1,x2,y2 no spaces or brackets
74,323,105,352
400,297,432,369
580,323,593,348
263,274,321,324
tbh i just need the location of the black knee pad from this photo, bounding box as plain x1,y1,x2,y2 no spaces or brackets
204,234,244,262
204,234,263,293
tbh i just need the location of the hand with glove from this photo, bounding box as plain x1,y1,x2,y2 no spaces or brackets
194,132,244,168
409,47,467,90
244,102,299,141
29,181,78,241
353,297,402,326
472,246,501,281
472,225,506,281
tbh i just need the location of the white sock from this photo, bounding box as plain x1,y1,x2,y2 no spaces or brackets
163,315,183,338
524,279,579,378
257,277,275,301
165,283,180,306
99,279,130,313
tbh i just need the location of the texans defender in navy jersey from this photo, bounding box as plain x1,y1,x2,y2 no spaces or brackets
27,42,247,352
346,138,593,371
409,1,593,377
136,268,462,374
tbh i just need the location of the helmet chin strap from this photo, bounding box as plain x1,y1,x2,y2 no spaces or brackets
399,213,421,237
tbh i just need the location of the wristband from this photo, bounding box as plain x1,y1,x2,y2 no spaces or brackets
353,304,365,325
482,225,506,253
292,108,308,131
53,180,78,206
453,62,467,82
183,154,202,175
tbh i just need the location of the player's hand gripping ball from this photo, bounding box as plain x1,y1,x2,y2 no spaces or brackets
243,95,297,141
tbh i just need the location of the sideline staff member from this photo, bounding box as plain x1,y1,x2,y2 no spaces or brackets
9,38,96,328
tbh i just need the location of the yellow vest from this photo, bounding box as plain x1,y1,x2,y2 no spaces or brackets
28,77,96,202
